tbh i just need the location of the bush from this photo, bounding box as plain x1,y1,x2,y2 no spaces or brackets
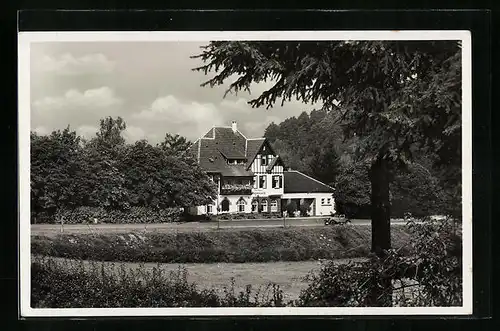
32,206,183,224
285,201,298,216
31,257,286,308
299,204,311,217
216,212,282,221
296,217,462,307
31,226,412,264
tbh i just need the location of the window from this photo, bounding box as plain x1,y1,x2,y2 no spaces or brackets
272,175,282,189
261,155,268,166
259,175,267,189
251,200,258,212
270,199,278,212
321,198,331,206
261,200,268,212
206,205,213,214
237,198,246,212
253,177,257,189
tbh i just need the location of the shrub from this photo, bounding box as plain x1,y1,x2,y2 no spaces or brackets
299,204,311,217
216,212,282,221
296,217,462,307
33,206,182,224
31,257,286,308
285,201,298,216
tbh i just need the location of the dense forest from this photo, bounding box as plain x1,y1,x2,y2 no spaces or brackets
264,109,453,218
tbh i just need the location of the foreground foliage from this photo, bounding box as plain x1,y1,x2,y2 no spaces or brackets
32,218,462,308
31,226,412,263
32,257,285,308
297,217,462,307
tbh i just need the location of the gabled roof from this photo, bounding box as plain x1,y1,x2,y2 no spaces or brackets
245,138,265,168
189,125,288,176
188,126,248,174
283,171,335,194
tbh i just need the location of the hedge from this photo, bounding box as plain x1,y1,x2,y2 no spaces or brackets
31,206,183,224
31,226,413,263
216,212,283,220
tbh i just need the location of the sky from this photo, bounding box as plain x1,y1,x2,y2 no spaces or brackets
30,42,319,144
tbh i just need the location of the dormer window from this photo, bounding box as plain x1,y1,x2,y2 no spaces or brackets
261,155,268,166
227,159,246,165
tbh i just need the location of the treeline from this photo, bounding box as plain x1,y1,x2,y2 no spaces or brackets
31,117,217,223
264,109,457,218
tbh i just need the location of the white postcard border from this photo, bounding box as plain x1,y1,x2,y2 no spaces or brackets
18,30,473,317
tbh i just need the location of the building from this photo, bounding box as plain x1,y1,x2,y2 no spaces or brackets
186,121,335,217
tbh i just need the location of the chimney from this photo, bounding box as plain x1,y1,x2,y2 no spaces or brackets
231,121,237,133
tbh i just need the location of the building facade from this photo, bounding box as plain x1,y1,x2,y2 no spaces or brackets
186,121,336,217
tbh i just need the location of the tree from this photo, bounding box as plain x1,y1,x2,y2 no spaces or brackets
158,133,192,157
30,128,87,222
193,41,461,306
81,116,130,210
120,139,218,208
95,116,127,151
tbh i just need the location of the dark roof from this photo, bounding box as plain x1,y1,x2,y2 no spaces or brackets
245,139,265,168
284,171,335,193
188,126,249,174
221,166,254,177
189,126,291,178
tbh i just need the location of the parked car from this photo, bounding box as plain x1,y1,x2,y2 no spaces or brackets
324,213,351,226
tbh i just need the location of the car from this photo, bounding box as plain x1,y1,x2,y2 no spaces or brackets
324,213,351,226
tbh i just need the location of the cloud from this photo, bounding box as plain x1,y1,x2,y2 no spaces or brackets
129,93,316,142
33,126,50,135
32,87,123,130
131,95,226,140
34,53,115,75
76,125,98,139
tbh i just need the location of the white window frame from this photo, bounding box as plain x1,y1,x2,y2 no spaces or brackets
270,199,278,212
327,198,331,205
207,204,213,214
259,175,267,189
237,198,246,213
251,200,258,212
272,175,282,189
321,198,326,205
261,200,268,212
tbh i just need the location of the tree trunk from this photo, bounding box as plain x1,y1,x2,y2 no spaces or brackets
369,157,392,254
368,156,392,307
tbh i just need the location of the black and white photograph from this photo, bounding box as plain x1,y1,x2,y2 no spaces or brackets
18,30,472,316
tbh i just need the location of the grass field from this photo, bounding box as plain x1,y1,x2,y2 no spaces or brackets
32,256,365,302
